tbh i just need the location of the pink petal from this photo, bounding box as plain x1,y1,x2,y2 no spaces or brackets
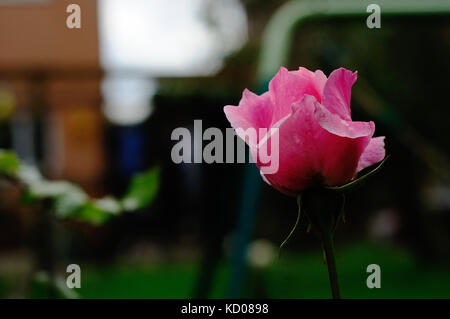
322,68,357,121
314,102,374,139
268,67,322,126
297,67,327,98
312,99,374,185
223,89,273,145
357,136,386,172
257,96,321,194
259,95,373,194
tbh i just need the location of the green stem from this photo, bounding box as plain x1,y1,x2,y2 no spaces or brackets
322,233,341,299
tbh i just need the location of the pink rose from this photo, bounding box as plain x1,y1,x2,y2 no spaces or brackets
224,67,386,196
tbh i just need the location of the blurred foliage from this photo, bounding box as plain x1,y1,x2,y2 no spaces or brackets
0,150,19,175
28,272,79,299
0,88,15,122
121,168,160,211
0,150,160,225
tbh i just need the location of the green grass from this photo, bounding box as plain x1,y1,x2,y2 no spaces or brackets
79,263,198,299
2,241,449,298
75,242,450,299
261,242,450,298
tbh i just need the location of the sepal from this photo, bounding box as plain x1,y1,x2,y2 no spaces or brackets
326,155,389,193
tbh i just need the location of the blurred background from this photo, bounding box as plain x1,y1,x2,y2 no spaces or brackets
0,0,449,298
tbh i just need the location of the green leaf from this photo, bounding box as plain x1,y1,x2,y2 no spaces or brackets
0,150,19,174
0,149,160,225
121,166,160,211
326,155,390,193
72,197,122,225
42,182,87,217
93,196,122,215
74,201,115,225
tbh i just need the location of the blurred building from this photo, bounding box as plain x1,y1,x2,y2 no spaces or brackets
0,0,104,194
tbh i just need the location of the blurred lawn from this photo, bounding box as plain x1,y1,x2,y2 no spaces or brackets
77,242,450,298
2,242,449,298
261,242,450,298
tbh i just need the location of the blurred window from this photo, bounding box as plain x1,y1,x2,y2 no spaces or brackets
98,0,248,76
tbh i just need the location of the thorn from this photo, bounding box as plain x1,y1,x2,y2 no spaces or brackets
306,224,312,233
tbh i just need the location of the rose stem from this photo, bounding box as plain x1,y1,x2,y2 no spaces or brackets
322,232,341,299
